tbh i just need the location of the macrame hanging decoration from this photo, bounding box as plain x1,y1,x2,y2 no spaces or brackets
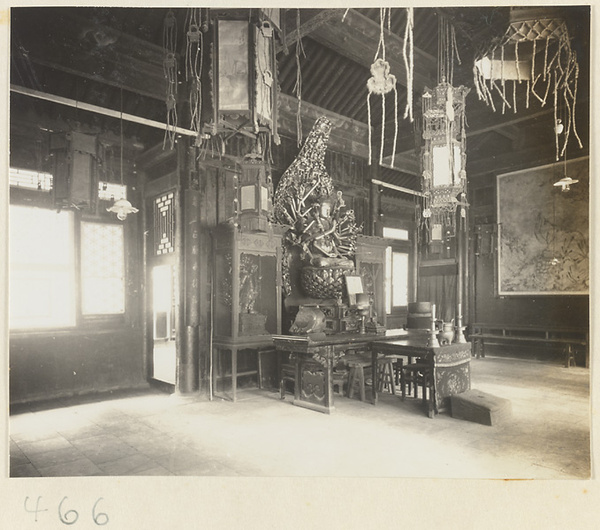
402,7,415,122
163,10,178,150
473,12,582,161
367,8,398,166
185,8,206,147
293,9,305,147
421,16,469,238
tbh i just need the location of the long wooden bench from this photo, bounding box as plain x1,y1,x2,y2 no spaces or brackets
469,323,589,368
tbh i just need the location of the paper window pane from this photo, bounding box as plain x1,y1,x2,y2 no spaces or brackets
81,222,125,315
9,206,76,328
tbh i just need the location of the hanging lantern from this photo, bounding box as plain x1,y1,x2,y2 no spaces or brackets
421,79,469,240
107,89,138,221
205,10,279,150
473,7,583,161
107,198,139,221
50,131,99,212
236,154,273,232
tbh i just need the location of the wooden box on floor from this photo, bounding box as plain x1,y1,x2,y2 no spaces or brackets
450,389,512,426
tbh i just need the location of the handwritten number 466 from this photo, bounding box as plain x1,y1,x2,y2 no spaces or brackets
24,497,109,525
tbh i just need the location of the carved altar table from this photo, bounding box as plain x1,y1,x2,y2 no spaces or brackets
272,330,407,414
371,337,472,417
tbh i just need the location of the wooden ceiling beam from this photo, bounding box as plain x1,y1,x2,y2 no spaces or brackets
310,9,436,91
276,9,346,54
13,10,166,101
278,93,370,159
380,152,420,176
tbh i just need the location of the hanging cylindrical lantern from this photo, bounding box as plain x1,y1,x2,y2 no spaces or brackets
421,79,469,242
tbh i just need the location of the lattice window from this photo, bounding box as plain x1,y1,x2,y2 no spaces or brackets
154,192,175,256
9,167,53,191
81,222,125,315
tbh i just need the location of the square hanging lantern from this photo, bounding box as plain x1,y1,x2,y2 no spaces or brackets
235,155,273,232
211,11,278,139
421,80,470,237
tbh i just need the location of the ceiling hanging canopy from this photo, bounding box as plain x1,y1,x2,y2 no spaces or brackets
473,7,583,161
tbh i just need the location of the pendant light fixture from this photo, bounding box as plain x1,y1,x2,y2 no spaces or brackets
107,88,139,220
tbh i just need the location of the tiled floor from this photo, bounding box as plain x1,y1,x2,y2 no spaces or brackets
10,355,591,479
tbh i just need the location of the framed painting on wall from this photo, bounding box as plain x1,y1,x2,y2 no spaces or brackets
496,156,589,295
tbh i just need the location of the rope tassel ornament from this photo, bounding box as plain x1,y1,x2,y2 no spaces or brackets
367,8,398,166
163,10,178,150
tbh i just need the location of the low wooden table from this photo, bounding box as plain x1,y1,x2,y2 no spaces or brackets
371,337,472,416
212,335,275,402
272,330,408,414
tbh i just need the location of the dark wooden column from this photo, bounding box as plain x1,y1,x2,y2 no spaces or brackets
139,169,151,382
176,139,201,394
369,165,380,236
455,206,468,342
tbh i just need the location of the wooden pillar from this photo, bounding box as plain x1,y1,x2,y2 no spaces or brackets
455,207,467,343
200,164,219,395
463,206,470,325
181,188,201,393
139,169,152,381
412,221,419,303
175,139,199,394
369,166,380,236
456,209,463,317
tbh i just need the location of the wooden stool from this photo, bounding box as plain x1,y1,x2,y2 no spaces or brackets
332,368,349,395
401,362,431,401
377,356,400,395
564,344,577,368
345,357,372,401
401,362,435,417
279,353,296,400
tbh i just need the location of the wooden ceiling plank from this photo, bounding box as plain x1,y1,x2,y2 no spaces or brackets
293,46,330,101
321,67,365,116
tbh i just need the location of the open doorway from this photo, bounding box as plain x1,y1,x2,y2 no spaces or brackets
151,263,176,385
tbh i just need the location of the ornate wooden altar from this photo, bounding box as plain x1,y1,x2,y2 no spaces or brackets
371,337,472,416
272,331,471,416
272,331,407,414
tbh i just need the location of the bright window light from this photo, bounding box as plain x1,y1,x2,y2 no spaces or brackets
9,167,53,191
385,247,409,313
382,227,409,241
10,205,76,329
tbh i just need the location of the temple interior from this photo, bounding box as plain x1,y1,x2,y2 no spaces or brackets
4,6,595,524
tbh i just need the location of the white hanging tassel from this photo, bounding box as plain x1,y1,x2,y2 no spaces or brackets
367,93,372,165
402,7,414,122
293,9,305,147
379,87,386,165
366,7,398,165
